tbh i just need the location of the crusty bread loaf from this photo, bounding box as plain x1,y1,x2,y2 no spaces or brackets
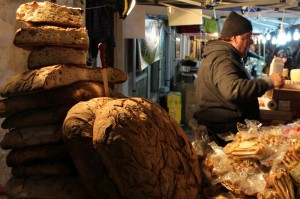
0,65,128,97
11,161,77,178
6,143,70,167
5,176,90,199
0,124,63,149
16,1,84,28
14,26,89,50
63,132,121,199
28,46,86,69
63,97,202,199
1,105,73,129
0,82,107,117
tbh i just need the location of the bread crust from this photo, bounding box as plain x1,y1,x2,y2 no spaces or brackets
5,176,90,199
6,143,70,167
16,1,83,28
0,82,106,117
0,124,63,150
1,104,73,129
28,46,86,69
14,26,89,50
0,65,128,98
63,97,202,199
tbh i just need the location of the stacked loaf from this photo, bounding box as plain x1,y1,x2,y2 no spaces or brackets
0,1,127,198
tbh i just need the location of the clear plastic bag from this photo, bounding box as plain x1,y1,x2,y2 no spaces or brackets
189,118,210,157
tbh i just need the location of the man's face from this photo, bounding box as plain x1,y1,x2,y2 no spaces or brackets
234,32,254,58
278,52,288,64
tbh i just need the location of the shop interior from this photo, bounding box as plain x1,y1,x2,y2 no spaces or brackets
114,0,300,126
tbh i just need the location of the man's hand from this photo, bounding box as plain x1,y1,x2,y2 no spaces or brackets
269,73,284,88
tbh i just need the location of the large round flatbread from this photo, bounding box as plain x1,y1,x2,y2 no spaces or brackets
1,105,72,129
5,176,90,199
14,26,88,50
27,46,86,69
0,65,127,98
16,1,84,28
6,143,70,167
0,81,107,117
0,123,63,150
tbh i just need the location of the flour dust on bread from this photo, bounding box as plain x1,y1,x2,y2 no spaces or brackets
16,1,84,28
0,65,128,98
14,26,89,50
28,46,86,69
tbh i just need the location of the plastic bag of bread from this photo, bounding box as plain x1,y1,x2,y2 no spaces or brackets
202,142,234,183
189,118,210,157
203,142,268,196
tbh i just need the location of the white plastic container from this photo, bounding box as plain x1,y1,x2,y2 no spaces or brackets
269,57,284,76
290,69,300,81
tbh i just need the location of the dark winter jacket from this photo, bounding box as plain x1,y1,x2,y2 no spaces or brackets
194,40,274,135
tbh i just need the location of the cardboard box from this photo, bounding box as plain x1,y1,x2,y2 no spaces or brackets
260,108,294,122
277,100,300,111
271,88,300,100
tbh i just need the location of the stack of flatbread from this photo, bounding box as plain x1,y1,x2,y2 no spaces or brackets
0,1,127,198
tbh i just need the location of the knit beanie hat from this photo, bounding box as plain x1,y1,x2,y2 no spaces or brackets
220,11,252,37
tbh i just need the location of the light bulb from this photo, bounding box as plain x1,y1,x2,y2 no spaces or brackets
271,36,277,45
266,33,271,40
294,29,300,40
261,36,266,44
286,31,292,42
278,30,286,45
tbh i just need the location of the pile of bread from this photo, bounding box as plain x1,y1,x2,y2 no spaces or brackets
0,1,127,198
199,121,300,198
0,2,204,199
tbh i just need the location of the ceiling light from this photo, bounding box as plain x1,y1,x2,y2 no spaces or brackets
293,29,300,40
286,31,292,42
266,33,271,40
277,23,286,45
261,36,266,44
241,6,247,15
271,37,277,45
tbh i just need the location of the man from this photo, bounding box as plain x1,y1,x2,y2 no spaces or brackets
193,11,284,146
